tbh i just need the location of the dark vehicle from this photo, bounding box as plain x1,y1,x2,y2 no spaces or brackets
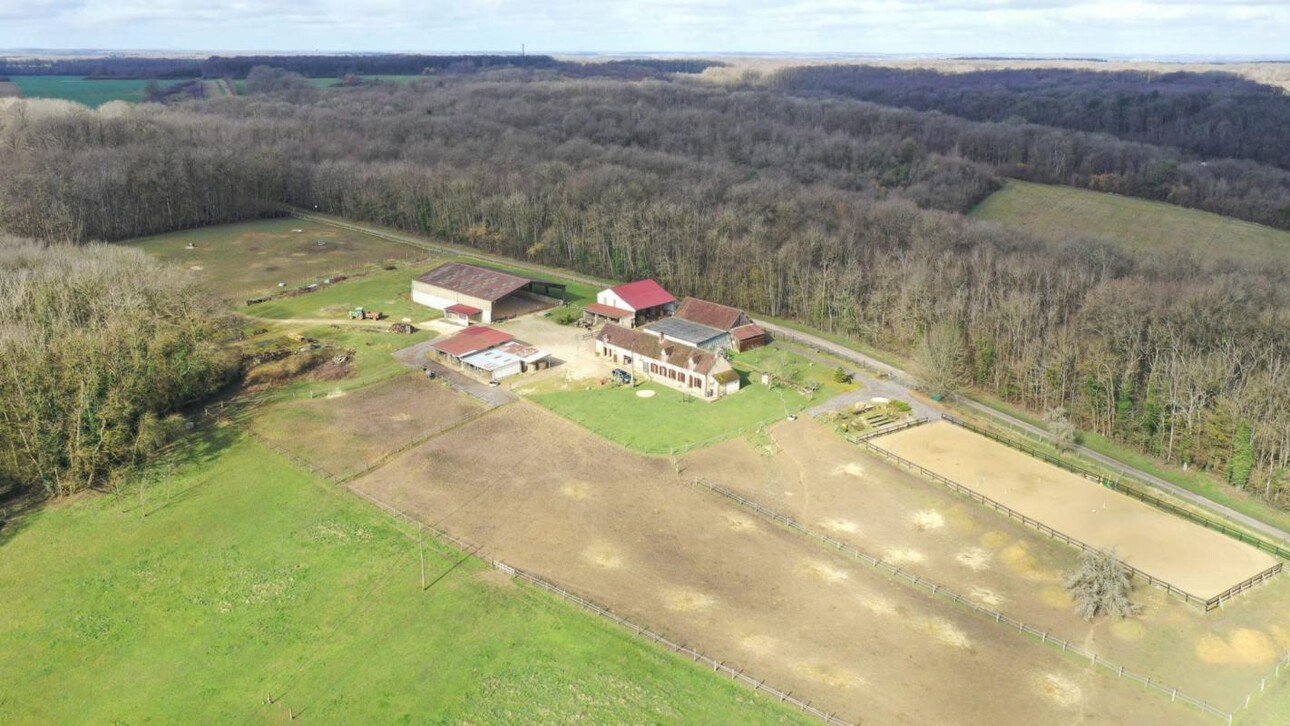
611,368,633,384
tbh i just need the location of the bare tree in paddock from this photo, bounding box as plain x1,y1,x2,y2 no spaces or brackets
1065,549,1141,621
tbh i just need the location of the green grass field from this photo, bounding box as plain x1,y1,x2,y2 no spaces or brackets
8,76,180,106
129,218,423,300
531,345,856,453
0,430,808,724
246,265,445,323
971,180,1290,267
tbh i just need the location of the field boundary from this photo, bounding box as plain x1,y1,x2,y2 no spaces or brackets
939,414,1290,563
846,416,929,441
856,434,1281,611
693,478,1248,723
531,399,789,457
342,484,855,726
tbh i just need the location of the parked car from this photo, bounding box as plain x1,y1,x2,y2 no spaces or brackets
611,368,633,384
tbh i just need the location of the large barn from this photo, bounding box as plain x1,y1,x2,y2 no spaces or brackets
585,279,677,327
595,323,741,399
412,262,566,323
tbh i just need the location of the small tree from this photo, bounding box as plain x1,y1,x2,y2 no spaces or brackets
1064,549,1141,621
832,366,851,384
1044,406,1077,454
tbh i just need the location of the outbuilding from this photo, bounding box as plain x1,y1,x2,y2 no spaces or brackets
594,279,677,327
413,262,566,323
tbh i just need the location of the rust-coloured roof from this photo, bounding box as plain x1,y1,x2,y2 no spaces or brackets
596,323,717,375
675,297,745,331
415,262,530,302
608,279,675,311
444,303,482,315
584,302,634,318
431,326,514,357
731,323,766,340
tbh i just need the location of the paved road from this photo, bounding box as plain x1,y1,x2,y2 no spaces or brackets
756,318,1290,546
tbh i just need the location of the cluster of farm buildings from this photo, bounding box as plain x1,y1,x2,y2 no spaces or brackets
411,262,766,399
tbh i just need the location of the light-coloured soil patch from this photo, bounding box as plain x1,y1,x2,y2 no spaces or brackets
583,543,624,569
875,422,1279,600
1111,618,1148,642
911,509,945,531
955,547,992,571
723,512,758,532
352,403,1192,725
1038,673,1083,707
926,617,972,649
883,548,926,565
969,587,1005,607
831,462,865,477
1196,629,1280,665
636,389,656,398
802,560,850,584
560,480,593,500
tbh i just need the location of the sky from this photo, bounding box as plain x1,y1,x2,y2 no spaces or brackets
1,0,1288,58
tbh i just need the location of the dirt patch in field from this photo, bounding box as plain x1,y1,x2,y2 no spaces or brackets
1037,673,1084,707
352,402,1196,725
252,374,483,477
1195,629,1280,665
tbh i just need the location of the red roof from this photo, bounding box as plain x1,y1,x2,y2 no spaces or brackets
431,326,514,357
415,262,531,302
731,323,766,340
675,297,747,331
584,302,633,318
609,279,675,311
444,303,482,315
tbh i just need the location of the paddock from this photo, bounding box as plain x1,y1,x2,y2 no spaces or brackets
872,421,1279,602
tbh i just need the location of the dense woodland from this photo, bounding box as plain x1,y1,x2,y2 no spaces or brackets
0,65,1288,506
777,66,1290,173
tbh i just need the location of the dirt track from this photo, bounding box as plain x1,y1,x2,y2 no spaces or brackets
352,402,1198,725
875,422,1279,600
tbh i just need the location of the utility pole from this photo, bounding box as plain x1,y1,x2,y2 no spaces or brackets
419,523,426,590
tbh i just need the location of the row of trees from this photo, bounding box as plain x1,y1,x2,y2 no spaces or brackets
1,72,1287,505
0,236,238,496
775,66,1290,172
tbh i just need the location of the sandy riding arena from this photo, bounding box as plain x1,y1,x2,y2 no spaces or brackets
874,422,1279,601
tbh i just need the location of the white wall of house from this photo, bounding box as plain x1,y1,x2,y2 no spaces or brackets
411,283,495,322
596,289,636,312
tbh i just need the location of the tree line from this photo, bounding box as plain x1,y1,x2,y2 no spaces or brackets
774,66,1290,173
1,70,1287,506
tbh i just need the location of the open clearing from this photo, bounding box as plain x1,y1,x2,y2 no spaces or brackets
972,180,1290,267
875,421,1278,600
0,431,809,725
8,76,179,106
252,374,485,478
351,402,1195,725
684,416,1290,711
129,218,421,299
245,264,445,324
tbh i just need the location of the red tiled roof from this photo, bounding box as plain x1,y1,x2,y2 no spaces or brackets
731,323,766,340
415,262,531,302
584,302,634,318
444,303,482,315
596,323,717,375
431,326,514,357
609,279,675,311
674,297,745,331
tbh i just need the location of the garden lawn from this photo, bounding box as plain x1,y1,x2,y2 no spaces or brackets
245,265,445,323
531,347,856,453
0,430,810,725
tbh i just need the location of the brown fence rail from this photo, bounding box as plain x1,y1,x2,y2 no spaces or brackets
847,416,929,442
693,478,1239,724
940,413,1290,563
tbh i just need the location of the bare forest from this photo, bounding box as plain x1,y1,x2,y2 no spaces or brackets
1,65,1287,504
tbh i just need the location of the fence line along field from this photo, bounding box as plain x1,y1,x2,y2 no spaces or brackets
872,421,1280,601
683,416,1290,713
350,402,1200,725
129,218,423,300
971,180,1290,268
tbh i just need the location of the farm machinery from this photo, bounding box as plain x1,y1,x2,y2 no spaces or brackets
348,307,384,321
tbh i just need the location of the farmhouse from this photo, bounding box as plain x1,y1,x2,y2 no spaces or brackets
429,326,550,382
587,279,677,327
673,297,767,352
412,262,566,323
595,323,741,399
